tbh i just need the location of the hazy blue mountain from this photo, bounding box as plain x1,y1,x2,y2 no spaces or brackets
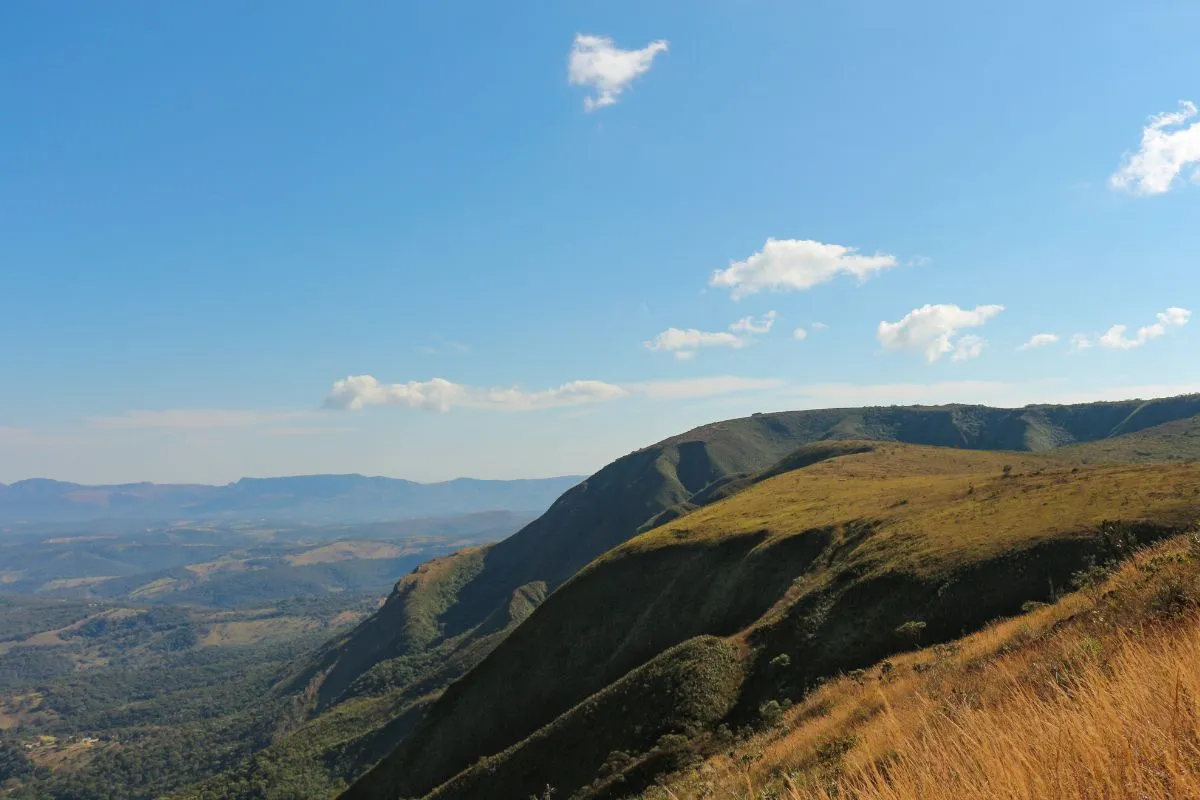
0,474,583,524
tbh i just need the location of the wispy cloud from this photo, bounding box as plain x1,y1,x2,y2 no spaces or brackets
877,304,1005,363
568,34,668,111
646,312,776,360
729,311,777,335
325,376,629,412
644,328,748,360
711,239,899,300
1018,333,1060,351
325,374,785,412
1110,101,1200,195
1095,307,1191,350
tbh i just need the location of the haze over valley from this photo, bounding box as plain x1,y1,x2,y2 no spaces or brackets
3,2,1200,799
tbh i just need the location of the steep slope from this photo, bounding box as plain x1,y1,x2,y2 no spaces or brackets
1060,412,1200,462
309,395,1200,711
637,530,1200,800
347,444,1200,800
196,394,1200,797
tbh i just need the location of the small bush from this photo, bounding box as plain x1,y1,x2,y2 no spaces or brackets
895,620,927,644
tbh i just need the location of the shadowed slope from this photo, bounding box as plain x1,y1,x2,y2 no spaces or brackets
198,395,1200,797
346,444,1200,800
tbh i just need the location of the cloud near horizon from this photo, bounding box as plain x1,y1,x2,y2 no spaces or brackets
710,239,899,300
325,374,784,412
1110,101,1200,195
877,304,1005,363
568,34,668,111
1096,307,1191,350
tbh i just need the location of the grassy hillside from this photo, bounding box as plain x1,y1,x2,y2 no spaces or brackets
637,530,1200,800
1061,412,1200,463
195,394,1200,798
347,443,1200,800
296,394,1200,714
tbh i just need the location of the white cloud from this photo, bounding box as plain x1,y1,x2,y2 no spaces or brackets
644,328,747,360
1099,324,1161,351
811,322,829,331
568,34,668,111
325,376,468,412
877,304,1005,363
1018,333,1060,351
326,374,786,412
730,310,777,334
710,239,899,300
325,376,628,412
792,327,808,341
951,335,987,362
1110,101,1200,195
1159,307,1192,327
1070,334,1093,352
1094,307,1190,351
646,312,777,360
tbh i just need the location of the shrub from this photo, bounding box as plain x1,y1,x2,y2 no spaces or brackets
895,620,927,644
758,700,785,726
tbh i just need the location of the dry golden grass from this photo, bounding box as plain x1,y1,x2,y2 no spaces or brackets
284,540,406,567
38,575,118,590
644,535,1200,800
199,616,321,646
612,445,1200,578
814,624,1200,799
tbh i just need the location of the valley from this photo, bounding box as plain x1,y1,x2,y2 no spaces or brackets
4,396,1200,799
0,484,564,798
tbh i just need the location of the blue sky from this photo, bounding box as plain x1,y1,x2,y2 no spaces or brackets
2,0,1199,484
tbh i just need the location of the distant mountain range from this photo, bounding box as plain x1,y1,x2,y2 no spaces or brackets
0,474,585,525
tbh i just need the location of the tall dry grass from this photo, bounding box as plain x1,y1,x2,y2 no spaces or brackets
642,536,1200,800
811,621,1200,800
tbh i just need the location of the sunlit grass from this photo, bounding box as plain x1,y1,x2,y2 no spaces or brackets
643,534,1200,800
610,445,1200,579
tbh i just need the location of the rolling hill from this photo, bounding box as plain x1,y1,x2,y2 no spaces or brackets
185,394,1200,799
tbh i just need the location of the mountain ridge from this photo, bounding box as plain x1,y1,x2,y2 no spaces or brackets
0,474,585,525
348,443,1200,799
185,394,1200,800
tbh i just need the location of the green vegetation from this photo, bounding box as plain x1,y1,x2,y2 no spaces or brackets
10,396,1200,799
635,531,1200,799
346,442,1200,800
0,593,379,799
